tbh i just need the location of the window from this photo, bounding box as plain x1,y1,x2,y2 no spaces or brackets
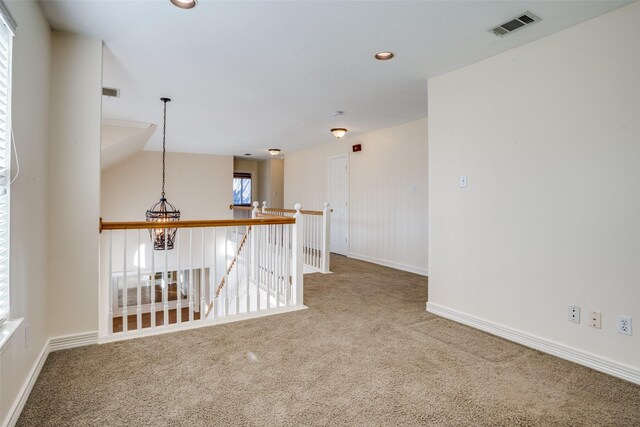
233,172,252,206
0,3,14,325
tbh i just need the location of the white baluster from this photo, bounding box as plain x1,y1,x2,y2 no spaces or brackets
322,203,330,273
212,227,217,319
262,200,267,214
122,230,128,333
224,227,229,317
235,226,240,315
137,229,142,331
150,234,156,328
251,202,259,298
256,225,262,311
274,224,278,305
269,224,274,307
201,228,206,319
245,229,250,314
189,228,194,322
277,224,285,307
292,203,304,307
108,232,113,336
315,215,320,269
284,224,290,306
302,215,311,265
176,229,181,324
163,228,169,326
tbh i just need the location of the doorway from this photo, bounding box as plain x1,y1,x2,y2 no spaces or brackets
328,154,349,255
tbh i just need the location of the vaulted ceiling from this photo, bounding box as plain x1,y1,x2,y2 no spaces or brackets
41,0,630,159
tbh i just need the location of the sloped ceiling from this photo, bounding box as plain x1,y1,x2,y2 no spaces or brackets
101,119,156,169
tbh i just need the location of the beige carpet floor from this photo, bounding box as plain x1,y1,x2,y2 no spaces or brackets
18,255,640,426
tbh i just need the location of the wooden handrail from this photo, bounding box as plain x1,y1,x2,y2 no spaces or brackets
264,207,330,216
229,205,253,211
99,217,295,233
229,204,333,216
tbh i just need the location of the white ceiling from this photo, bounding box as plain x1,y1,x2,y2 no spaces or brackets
40,0,630,159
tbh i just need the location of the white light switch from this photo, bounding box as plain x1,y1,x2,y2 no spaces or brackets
411,184,418,193
459,175,467,188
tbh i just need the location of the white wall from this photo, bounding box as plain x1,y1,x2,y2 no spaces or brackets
257,159,269,206
0,1,51,424
102,151,233,221
48,31,102,337
428,2,640,373
257,159,284,208
285,119,428,275
269,159,284,209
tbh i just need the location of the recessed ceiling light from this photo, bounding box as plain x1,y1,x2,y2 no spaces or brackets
374,51,394,61
244,153,252,156
170,0,197,9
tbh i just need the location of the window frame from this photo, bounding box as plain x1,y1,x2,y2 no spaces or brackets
232,172,252,207
0,1,15,326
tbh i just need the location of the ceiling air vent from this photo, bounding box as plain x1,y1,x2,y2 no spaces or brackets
491,12,541,37
102,87,120,98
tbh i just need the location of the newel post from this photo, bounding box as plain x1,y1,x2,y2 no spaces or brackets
251,201,260,281
292,203,304,306
321,202,331,273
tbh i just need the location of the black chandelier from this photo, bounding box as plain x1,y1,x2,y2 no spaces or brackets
146,97,180,250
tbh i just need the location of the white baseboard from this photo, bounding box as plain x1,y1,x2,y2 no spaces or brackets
49,332,99,352
98,305,308,344
5,339,50,427
426,302,640,385
348,252,428,276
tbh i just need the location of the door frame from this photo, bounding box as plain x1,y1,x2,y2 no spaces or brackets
327,153,349,256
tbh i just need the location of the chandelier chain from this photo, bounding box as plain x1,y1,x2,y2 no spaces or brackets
162,98,167,198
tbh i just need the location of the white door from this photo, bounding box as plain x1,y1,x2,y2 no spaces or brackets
328,154,349,255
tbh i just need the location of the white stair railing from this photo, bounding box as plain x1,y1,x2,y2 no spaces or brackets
247,201,331,273
98,214,303,340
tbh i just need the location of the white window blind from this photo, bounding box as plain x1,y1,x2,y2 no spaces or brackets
0,4,14,325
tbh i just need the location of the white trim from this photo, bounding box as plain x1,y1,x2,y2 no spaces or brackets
426,302,640,385
0,318,23,354
99,305,308,344
4,338,49,427
348,252,428,276
49,332,99,352
0,0,17,34
303,265,332,275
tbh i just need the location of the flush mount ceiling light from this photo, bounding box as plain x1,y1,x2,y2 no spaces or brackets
146,98,180,250
374,51,394,61
331,128,348,139
268,149,281,156
170,0,197,9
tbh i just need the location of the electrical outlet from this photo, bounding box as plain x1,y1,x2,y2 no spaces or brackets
617,315,632,336
568,305,580,323
588,311,602,329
